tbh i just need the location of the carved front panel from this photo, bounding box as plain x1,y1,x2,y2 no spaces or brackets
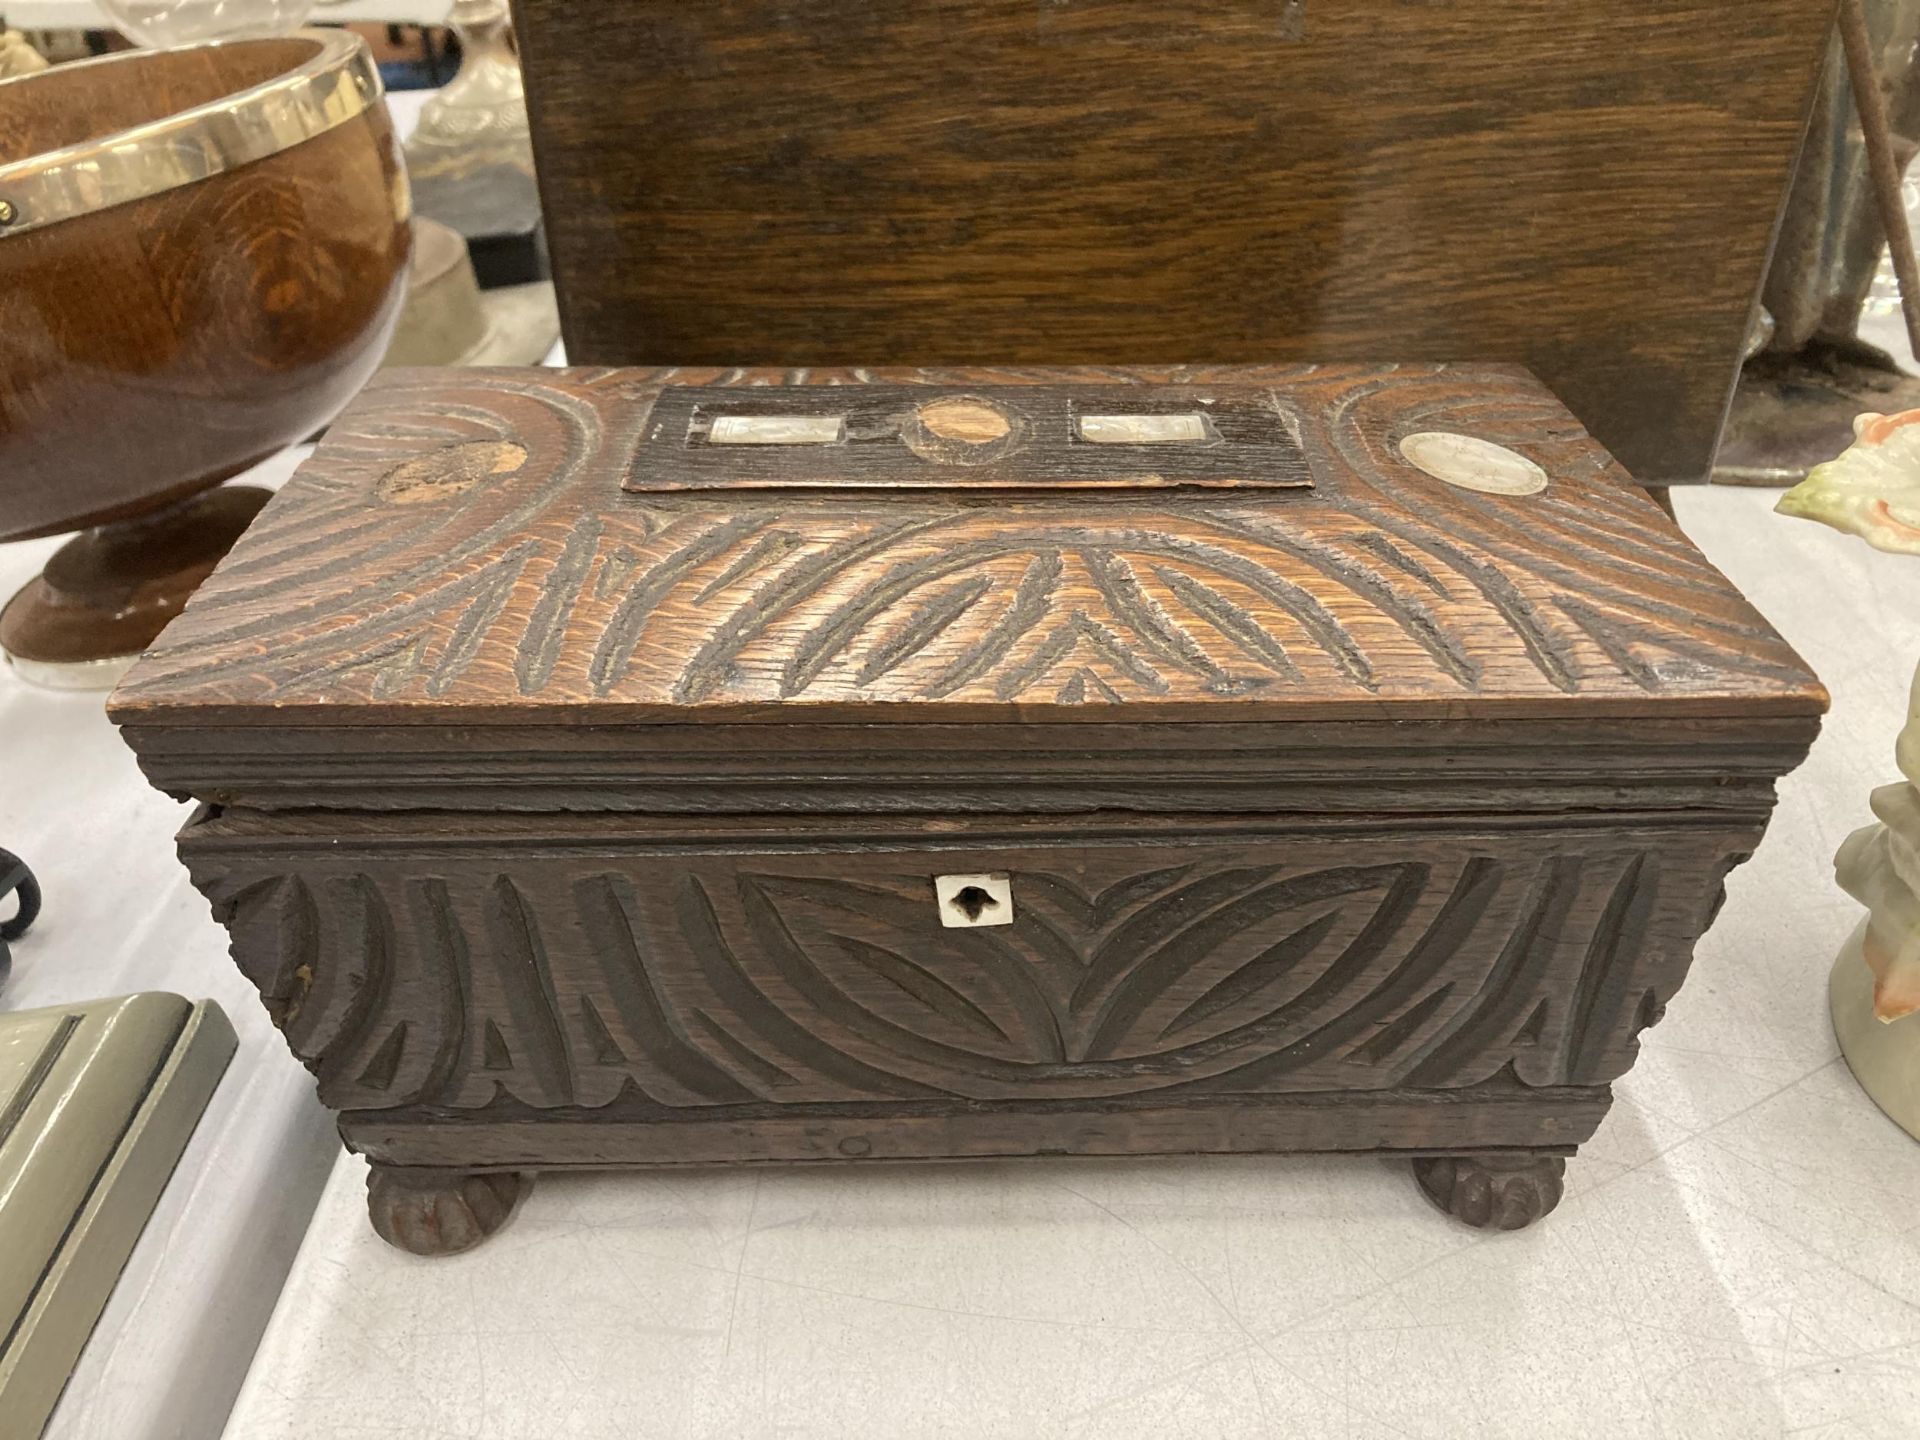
185,822,1753,1115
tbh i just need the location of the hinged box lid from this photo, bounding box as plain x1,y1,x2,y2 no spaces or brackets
109,365,1825,732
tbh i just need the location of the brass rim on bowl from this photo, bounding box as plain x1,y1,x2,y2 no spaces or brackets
0,29,387,238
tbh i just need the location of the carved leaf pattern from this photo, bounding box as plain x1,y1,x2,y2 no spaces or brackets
114,365,1817,714
187,833,1743,1115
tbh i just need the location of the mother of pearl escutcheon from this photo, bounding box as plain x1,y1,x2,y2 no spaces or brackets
1399,431,1549,496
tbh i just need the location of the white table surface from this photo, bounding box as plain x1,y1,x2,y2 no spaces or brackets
0,90,453,1440
0,442,338,1440
207,484,1920,1440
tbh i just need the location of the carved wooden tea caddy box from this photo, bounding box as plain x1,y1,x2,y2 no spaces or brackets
112,365,1824,1253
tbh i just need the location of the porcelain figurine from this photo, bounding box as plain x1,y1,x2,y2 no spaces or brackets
0,30,47,76
1779,407,1920,1135
1778,409,1920,553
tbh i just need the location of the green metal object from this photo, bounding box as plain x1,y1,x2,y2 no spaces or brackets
0,994,235,1440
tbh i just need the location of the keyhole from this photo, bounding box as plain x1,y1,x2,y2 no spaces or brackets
950,885,998,922
933,873,1012,928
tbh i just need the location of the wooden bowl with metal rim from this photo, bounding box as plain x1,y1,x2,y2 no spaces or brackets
0,30,411,688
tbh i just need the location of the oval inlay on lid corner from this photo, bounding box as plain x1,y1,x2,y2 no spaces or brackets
1398,432,1548,496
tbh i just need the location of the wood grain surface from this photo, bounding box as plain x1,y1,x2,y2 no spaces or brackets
180,810,1760,1119
345,1088,1609,1173
109,365,1825,728
121,714,1817,818
0,40,411,543
114,363,1822,1226
508,0,1836,484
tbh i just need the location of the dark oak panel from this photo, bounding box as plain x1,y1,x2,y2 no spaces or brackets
346,1088,1611,1172
121,715,1816,817
509,0,1835,482
181,814,1758,1117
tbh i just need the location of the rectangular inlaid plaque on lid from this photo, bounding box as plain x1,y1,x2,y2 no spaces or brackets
625,384,1312,492
110,364,1824,1255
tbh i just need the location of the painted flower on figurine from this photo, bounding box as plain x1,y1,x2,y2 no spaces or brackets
1777,409,1920,555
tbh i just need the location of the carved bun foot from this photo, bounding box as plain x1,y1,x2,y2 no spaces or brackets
366,1164,528,1256
1412,1152,1566,1231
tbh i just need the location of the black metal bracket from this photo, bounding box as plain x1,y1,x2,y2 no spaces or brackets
0,847,41,992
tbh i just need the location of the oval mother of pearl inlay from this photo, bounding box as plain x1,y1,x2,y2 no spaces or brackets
1398,431,1548,496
